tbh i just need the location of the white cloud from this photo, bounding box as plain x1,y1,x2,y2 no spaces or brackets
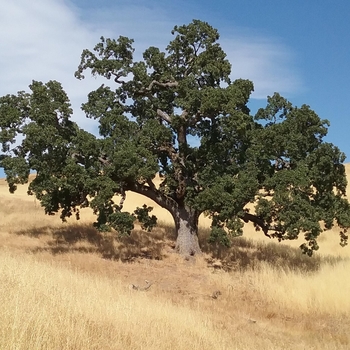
0,0,101,132
0,1,82,87
222,36,303,99
0,0,303,135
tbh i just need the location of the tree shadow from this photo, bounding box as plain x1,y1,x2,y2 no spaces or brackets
198,229,345,273
16,225,53,238
15,222,166,262
16,223,104,250
52,224,103,246
14,222,345,271
99,229,164,261
134,223,343,273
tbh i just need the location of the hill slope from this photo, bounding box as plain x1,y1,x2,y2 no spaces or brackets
1,167,350,349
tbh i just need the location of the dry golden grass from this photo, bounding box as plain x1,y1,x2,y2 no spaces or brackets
1,169,350,349
1,250,238,350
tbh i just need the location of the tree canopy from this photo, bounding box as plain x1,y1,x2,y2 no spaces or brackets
1,19,349,256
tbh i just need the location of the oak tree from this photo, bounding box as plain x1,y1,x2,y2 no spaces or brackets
1,20,349,256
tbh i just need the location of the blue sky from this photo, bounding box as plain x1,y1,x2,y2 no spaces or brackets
0,0,350,178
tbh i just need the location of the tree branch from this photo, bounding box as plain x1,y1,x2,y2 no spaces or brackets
157,109,172,123
98,156,110,166
111,72,126,84
156,144,179,166
71,152,111,168
127,181,178,215
71,152,86,165
274,157,291,170
119,185,126,209
147,80,178,90
241,212,272,238
181,110,188,119
146,178,157,192
188,111,202,126
136,80,179,97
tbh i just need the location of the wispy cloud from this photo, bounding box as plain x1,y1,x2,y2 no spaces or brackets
0,1,87,89
222,36,303,99
0,0,303,132
83,3,303,99
0,0,102,132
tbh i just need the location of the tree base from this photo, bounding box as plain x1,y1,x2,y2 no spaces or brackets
175,230,202,256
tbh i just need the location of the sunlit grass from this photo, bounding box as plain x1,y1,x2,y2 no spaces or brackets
0,250,233,350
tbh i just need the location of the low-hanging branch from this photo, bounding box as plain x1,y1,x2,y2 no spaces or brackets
241,212,272,238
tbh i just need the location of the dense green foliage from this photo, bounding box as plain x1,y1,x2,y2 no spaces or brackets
1,20,349,255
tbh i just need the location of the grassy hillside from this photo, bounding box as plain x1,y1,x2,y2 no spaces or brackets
1,167,350,349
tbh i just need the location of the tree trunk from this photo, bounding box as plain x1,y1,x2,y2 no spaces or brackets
127,182,201,256
173,206,201,256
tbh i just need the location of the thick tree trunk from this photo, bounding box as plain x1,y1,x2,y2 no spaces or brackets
127,182,202,256
173,206,201,256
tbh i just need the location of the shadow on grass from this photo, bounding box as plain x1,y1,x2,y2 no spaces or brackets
15,225,53,238
198,228,345,273
15,222,166,262
14,222,345,271
151,224,345,273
